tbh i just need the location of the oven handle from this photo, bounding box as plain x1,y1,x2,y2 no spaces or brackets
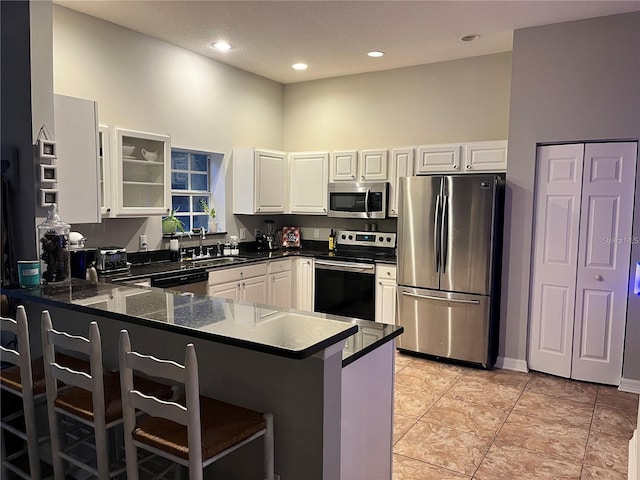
315,260,376,274
401,291,480,305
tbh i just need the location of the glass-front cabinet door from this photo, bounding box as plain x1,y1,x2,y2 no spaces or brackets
114,128,171,216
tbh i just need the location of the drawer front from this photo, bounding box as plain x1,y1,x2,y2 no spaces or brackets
268,258,292,274
376,264,396,281
208,262,268,285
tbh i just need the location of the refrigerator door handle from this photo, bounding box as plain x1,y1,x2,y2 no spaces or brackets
434,194,441,273
401,291,481,305
441,194,448,273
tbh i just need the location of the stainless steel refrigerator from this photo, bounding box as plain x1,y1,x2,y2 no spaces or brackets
397,174,504,367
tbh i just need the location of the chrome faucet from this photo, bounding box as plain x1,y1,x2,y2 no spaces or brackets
198,228,206,257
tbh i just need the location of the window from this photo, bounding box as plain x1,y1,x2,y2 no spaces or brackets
170,149,217,233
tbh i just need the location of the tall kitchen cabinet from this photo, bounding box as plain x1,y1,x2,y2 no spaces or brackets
529,142,638,385
233,148,288,214
53,94,100,224
388,148,414,217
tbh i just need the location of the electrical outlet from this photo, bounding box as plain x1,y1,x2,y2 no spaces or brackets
239,228,246,240
139,235,148,250
314,229,319,239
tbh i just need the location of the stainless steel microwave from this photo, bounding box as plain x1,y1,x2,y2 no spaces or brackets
327,182,388,219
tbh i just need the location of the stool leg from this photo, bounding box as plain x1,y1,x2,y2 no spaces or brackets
47,410,66,480
23,391,42,480
1,427,8,479
263,412,274,480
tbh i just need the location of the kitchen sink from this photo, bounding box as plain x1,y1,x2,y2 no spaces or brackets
186,256,250,268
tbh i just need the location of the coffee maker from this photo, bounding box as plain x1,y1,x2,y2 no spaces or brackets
255,231,266,252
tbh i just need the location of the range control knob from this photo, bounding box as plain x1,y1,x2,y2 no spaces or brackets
378,236,384,242
348,235,353,240
341,234,347,240
386,237,392,243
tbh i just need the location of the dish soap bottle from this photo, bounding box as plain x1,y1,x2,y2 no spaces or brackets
328,229,336,251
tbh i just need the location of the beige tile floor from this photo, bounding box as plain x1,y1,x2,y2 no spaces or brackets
393,351,639,480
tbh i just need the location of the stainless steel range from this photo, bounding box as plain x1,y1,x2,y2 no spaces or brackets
314,230,396,321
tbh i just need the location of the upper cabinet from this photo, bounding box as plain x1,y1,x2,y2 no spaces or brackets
98,125,114,217
112,127,171,216
416,140,507,174
289,151,329,215
416,144,461,174
388,147,414,217
233,148,288,214
462,141,508,172
53,94,101,224
330,149,389,182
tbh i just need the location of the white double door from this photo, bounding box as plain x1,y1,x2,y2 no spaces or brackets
529,142,637,385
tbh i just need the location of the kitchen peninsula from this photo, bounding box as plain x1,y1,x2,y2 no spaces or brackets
3,280,403,480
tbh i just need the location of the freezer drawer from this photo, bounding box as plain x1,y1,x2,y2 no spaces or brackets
397,286,491,366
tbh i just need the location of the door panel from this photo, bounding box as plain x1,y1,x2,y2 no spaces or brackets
571,142,637,384
397,176,441,290
529,144,585,378
441,175,496,295
397,287,491,365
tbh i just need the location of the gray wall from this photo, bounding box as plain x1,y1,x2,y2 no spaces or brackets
504,12,640,381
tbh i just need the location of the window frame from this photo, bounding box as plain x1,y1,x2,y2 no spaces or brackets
170,148,212,234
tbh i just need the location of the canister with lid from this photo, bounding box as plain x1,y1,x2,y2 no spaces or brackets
37,204,71,283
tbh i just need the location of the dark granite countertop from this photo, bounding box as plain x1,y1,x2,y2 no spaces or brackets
2,280,402,365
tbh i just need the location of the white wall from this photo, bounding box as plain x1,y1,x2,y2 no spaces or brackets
505,12,640,381
52,5,284,251
284,52,511,151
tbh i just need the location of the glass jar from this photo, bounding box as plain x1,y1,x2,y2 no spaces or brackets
230,235,239,256
37,204,71,283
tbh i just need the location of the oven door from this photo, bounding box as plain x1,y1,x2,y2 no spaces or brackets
314,260,376,320
328,183,387,219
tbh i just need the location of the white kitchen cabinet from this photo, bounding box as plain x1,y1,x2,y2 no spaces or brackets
388,147,414,217
208,262,268,303
233,148,288,214
330,150,358,181
416,144,461,174
462,141,507,172
53,94,101,224
268,259,292,308
113,127,171,216
529,142,637,385
98,124,115,217
293,258,314,311
330,149,388,182
289,151,328,214
375,265,397,325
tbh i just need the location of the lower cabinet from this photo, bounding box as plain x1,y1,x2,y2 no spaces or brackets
268,259,292,309
293,258,314,312
375,265,397,325
207,263,268,303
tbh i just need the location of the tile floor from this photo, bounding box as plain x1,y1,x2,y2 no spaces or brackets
392,351,639,480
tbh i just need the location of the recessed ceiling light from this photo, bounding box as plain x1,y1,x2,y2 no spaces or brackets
461,34,480,42
368,51,384,58
212,41,231,52
292,63,308,71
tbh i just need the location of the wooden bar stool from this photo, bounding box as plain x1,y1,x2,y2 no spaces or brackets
41,311,172,479
119,329,275,480
1,305,41,479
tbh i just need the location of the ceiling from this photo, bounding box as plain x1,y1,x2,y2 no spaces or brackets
54,0,640,84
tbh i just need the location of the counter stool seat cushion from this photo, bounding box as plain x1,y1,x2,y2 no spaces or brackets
133,395,267,460
1,353,91,395
55,372,172,424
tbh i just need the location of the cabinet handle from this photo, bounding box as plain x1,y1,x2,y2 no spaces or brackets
242,282,246,288
453,165,458,169
466,165,471,169
595,274,603,281
379,281,382,286
387,271,391,276
351,175,355,179
106,208,111,213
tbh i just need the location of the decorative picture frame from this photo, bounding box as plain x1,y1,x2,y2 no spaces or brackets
40,164,57,183
39,139,57,159
39,188,59,207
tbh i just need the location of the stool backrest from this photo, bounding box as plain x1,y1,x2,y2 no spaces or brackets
40,311,105,422
0,306,33,397
119,329,202,471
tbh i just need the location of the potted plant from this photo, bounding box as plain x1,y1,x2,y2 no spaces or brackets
200,200,218,233
162,208,185,235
